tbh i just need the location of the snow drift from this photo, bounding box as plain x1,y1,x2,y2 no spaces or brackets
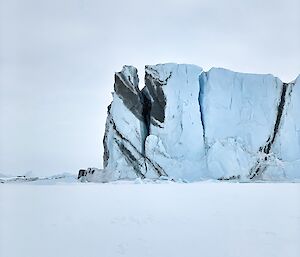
79,64,300,182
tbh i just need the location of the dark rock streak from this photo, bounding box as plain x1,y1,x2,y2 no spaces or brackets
249,82,292,179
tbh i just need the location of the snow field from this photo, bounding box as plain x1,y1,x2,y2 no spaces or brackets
0,182,299,257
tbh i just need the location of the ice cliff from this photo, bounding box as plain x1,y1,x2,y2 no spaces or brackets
80,64,300,182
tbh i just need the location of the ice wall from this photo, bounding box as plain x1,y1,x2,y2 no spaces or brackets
80,64,300,182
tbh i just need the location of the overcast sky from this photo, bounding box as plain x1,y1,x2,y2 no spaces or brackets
0,0,299,176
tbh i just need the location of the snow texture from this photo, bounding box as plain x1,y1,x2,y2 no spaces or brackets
83,64,300,182
0,182,299,257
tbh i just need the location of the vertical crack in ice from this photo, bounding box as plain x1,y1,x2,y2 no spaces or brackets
141,92,151,154
139,68,172,176
249,82,293,179
198,72,207,150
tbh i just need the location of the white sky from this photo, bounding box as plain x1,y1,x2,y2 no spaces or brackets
0,0,299,175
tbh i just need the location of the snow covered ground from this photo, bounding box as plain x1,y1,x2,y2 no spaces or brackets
0,181,299,257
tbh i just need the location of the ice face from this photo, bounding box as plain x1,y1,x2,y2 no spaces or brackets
81,64,300,182
199,68,287,179
143,64,206,180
